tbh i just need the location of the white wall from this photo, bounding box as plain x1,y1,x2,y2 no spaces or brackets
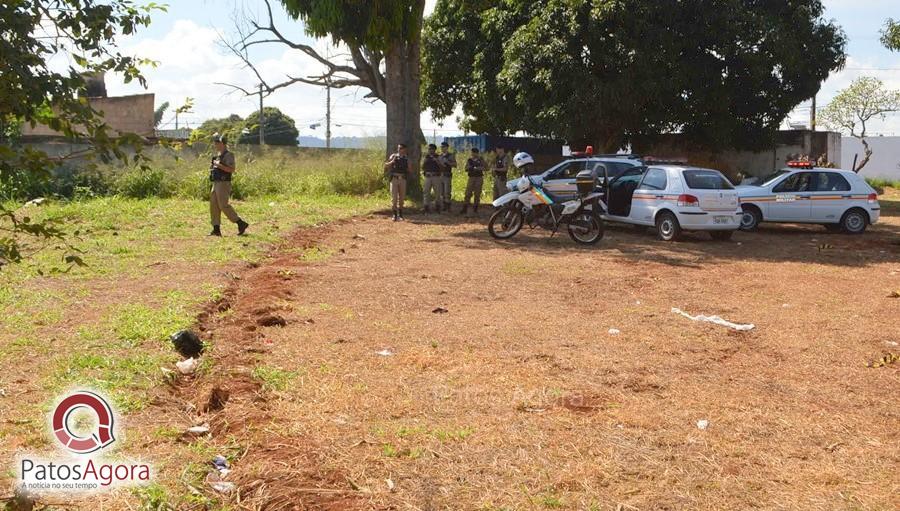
841,136,900,179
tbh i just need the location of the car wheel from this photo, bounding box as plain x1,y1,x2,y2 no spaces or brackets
739,205,761,231
840,208,868,234
655,211,682,241
710,230,733,241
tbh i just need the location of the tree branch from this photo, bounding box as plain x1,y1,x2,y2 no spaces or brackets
217,0,386,103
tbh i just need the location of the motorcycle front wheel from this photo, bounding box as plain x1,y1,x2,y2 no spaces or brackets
567,213,604,244
488,205,524,239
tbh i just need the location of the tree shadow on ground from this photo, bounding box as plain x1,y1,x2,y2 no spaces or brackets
374,205,900,269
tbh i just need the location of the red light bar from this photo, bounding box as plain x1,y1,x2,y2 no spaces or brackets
786,160,813,168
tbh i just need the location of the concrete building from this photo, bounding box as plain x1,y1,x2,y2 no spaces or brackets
21,92,156,140
841,136,900,180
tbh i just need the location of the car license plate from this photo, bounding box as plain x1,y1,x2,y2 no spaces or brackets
714,216,730,224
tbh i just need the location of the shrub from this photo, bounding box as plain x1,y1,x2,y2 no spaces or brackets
2,144,389,201
113,167,175,198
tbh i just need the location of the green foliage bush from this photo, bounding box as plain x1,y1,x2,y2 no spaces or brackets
0,145,388,201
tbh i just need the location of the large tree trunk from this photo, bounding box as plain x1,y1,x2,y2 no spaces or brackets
384,0,425,199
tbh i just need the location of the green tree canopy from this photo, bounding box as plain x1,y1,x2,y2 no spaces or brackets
423,0,846,152
190,109,300,147
882,18,900,51
238,107,299,146
223,0,426,194
0,0,160,267
189,114,244,145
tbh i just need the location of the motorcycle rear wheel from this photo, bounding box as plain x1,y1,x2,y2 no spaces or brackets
567,213,604,244
488,206,524,239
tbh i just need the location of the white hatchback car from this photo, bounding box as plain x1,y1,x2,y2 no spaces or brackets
736,162,880,234
605,165,742,241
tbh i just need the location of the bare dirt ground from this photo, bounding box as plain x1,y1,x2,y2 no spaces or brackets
159,203,900,511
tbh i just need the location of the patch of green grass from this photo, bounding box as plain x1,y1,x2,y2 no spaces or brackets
381,443,424,459
133,483,173,511
77,294,196,349
431,427,474,442
393,425,474,442
397,425,428,438
538,493,564,509
298,246,333,262
152,426,182,441
251,365,296,392
502,257,539,276
46,352,168,412
865,177,900,191
0,289,68,337
3,192,383,282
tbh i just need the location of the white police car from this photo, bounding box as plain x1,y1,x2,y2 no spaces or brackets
605,165,742,241
736,161,880,234
506,150,643,200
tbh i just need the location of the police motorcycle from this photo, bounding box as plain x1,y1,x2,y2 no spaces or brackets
487,152,606,244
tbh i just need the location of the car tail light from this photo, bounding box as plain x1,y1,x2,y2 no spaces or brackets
867,193,877,203
677,194,699,207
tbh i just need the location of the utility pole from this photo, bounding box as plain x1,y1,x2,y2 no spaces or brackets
325,80,332,149
258,83,265,145
810,94,816,131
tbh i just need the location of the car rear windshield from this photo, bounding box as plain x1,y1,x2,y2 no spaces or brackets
682,170,734,190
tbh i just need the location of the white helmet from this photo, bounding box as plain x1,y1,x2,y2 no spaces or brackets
512,152,534,169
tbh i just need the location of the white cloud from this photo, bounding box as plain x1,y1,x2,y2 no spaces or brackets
101,17,459,139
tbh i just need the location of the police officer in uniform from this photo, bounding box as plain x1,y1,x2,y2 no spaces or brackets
209,133,249,236
460,147,486,217
438,141,457,211
421,143,442,213
384,143,412,221
492,146,509,201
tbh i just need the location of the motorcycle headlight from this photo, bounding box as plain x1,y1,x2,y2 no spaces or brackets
516,177,531,193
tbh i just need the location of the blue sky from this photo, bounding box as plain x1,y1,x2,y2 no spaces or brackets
103,0,900,138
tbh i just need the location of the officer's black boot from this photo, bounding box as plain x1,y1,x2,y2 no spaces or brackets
392,209,399,222
398,208,405,221
459,204,468,216
209,225,222,236
236,219,249,235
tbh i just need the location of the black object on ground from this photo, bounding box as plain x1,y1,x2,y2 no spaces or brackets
171,330,204,358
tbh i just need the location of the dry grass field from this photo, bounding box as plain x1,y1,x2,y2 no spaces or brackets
2,190,898,510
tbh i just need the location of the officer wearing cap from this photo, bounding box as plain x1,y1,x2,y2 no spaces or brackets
460,147,486,217
384,143,412,221
438,141,457,212
209,133,249,236
492,146,509,201
422,143,442,213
